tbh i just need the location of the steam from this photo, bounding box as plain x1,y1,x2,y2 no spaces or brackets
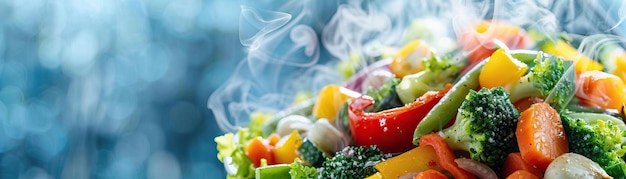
209,0,626,133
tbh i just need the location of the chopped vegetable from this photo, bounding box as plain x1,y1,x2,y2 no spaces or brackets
506,170,539,179
543,153,611,179
390,40,434,78
439,87,520,171
246,136,276,167
505,52,574,109
255,164,291,179
365,77,403,112
273,130,303,164
479,48,528,88
216,133,237,162
275,115,311,137
455,158,498,179
288,159,319,179
249,112,274,138
312,85,361,122
513,97,544,112
516,103,569,172
612,52,626,82
307,119,350,155
561,111,626,178
267,133,281,146
458,21,532,64
396,54,462,104
502,152,542,178
216,129,256,179
413,169,448,179
262,99,315,137
297,139,325,168
319,146,391,179
375,145,444,178
576,70,626,113
540,39,603,74
419,133,476,179
365,173,383,179
349,84,450,153
413,59,486,144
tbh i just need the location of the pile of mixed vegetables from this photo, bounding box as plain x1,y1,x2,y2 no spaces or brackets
215,20,626,179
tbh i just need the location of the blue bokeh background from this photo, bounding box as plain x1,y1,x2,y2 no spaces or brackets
1,0,626,179
0,0,255,178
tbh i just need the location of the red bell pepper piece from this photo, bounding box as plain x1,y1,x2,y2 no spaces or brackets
420,133,476,179
348,85,450,153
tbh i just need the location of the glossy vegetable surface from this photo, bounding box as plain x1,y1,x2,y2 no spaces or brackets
349,85,450,153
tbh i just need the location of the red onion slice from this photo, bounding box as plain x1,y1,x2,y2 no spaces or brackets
342,58,392,92
454,158,497,179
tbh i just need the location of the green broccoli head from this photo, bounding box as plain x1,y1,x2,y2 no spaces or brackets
507,53,574,109
319,145,391,179
440,87,520,170
561,111,626,178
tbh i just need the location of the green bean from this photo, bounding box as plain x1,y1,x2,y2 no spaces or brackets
412,59,486,144
412,50,540,145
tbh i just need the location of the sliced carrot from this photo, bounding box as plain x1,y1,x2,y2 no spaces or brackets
413,169,448,179
516,103,569,172
512,97,544,112
502,152,542,178
245,137,275,167
267,133,281,146
576,70,626,113
419,133,476,179
506,170,539,179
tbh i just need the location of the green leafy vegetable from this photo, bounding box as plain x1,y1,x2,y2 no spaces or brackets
289,159,319,179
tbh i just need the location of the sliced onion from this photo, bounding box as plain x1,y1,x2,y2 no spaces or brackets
360,69,395,93
307,119,351,155
454,158,497,179
275,115,312,136
343,58,392,92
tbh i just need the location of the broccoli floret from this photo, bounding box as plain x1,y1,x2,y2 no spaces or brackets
396,54,463,104
506,52,574,109
439,87,520,171
561,111,626,178
365,78,403,112
319,146,391,179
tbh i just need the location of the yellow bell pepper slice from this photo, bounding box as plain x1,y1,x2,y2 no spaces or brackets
374,145,444,179
312,85,361,122
365,172,383,179
612,52,626,83
390,40,435,78
479,48,528,88
541,40,603,74
273,130,303,164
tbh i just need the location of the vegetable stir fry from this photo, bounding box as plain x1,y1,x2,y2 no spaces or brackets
215,20,626,179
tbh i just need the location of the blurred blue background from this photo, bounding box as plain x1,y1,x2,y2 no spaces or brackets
0,0,257,178
0,0,625,179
